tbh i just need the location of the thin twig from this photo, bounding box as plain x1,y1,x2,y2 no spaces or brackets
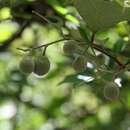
91,32,96,43
89,32,125,68
17,38,70,52
17,36,125,68
32,10,65,37
42,46,47,56
32,10,51,24
90,32,97,57
92,43,125,68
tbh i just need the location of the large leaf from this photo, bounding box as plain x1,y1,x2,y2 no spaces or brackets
75,0,130,31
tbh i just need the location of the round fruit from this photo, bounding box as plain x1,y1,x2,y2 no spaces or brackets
19,56,34,74
34,56,50,76
96,54,105,66
72,55,86,72
63,41,78,55
103,82,120,101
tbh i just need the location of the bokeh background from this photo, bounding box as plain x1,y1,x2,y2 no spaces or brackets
0,0,130,130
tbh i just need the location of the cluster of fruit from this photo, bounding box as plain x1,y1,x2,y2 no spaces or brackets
19,39,86,76
19,54,50,76
63,40,104,72
63,40,87,72
18,32,120,101
63,40,120,101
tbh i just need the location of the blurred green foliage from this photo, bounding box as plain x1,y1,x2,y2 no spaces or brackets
0,0,130,130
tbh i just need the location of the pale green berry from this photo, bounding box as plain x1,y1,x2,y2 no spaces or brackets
34,56,50,76
63,41,78,55
72,55,86,72
19,56,34,74
95,54,105,67
103,82,120,101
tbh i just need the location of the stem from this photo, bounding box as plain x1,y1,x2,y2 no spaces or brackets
92,43,125,68
32,10,51,25
91,32,96,43
17,38,70,52
32,10,65,38
90,32,97,56
82,32,95,55
17,36,125,68
87,32,125,68
42,46,47,56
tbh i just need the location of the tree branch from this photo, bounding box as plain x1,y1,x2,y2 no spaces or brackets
17,36,125,68
17,38,70,52
92,43,125,68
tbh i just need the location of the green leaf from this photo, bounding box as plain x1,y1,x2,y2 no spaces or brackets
75,0,130,31
113,38,124,53
58,74,81,85
58,69,96,85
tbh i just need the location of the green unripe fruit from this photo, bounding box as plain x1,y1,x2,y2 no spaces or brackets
34,56,50,76
19,56,34,74
95,54,105,67
103,82,120,101
72,55,86,72
63,41,78,55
